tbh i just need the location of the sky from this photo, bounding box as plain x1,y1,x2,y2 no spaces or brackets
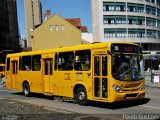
17,0,92,37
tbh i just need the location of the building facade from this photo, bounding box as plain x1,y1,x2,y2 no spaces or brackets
24,0,42,50
0,0,20,63
92,0,160,70
32,14,89,50
92,0,160,48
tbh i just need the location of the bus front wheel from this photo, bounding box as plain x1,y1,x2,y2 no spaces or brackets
76,87,87,106
23,82,30,97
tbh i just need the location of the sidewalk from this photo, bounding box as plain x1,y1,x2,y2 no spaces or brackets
145,71,160,88
0,98,82,120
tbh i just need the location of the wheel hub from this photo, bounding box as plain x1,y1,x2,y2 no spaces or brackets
79,91,85,101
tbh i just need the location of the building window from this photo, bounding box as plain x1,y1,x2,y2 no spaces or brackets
146,29,157,38
127,16,145,25
146,6,156,15
157,8,160,17
146,0,155,3
55,25,58,31
127,3,144,13
146,18,156,27
157,20,160,28
158,31,160,38
151,0,155,3
128,29,145,38
104,28,126,38
61,24,64,31
103,6,106,11
103,15,126,24
157,0,160,6
109,5,114,11
49,25,52,32
103,2,125,12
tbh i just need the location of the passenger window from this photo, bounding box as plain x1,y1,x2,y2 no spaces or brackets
19,57,21,71
32,55,41,71
21,56,31,71
58,52,74,71
74,50,91,71
6,58,10,71
0,66,3,72
54,53,58,71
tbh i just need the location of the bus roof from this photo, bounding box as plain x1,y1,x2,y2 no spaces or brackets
6,42,139,57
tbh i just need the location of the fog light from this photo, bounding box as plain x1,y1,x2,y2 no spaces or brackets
112,84,122,93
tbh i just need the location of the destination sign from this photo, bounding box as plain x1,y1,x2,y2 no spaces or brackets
111,44,142,53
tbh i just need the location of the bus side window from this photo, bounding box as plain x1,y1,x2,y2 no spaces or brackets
19,57,21,71
6,58,10,71
58,56,65,70
54,53,58,71
74,50,91,71
58,52,74,71
0,66,3,72
21,56,31,71
32,55,41,71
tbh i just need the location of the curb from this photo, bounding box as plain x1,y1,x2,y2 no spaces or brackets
9,98,75,114
145,84,160,88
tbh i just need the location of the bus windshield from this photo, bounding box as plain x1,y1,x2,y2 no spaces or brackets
112,54,144,81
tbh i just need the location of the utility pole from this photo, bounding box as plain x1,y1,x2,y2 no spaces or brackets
151,57,153,83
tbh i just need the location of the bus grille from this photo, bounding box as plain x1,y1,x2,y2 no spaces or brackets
122,83,141,88
123,89,139,92
126,93,138,97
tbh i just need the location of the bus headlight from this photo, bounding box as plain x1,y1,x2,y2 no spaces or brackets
112,84,122,93
140,85,145,91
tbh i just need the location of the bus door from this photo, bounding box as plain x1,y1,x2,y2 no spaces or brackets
11,60,18,89
43,58,53,93
93,55,108,99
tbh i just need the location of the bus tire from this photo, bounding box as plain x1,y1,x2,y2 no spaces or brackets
73,93,78,104
23,82,30,97
76,87,87,106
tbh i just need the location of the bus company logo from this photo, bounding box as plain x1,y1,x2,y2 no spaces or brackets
122,83,140,88
114,46,119,51
87,73,91,76
130,88,134,92
122,84,130,88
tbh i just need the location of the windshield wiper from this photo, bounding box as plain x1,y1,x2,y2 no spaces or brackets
119,67,139,80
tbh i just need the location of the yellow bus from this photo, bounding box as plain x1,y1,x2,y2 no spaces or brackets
0,64,5,76
5,42,145,105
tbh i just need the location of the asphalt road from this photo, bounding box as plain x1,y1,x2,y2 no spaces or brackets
0,85,160,120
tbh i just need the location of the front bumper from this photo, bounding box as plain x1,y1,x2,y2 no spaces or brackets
110,90,145,102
